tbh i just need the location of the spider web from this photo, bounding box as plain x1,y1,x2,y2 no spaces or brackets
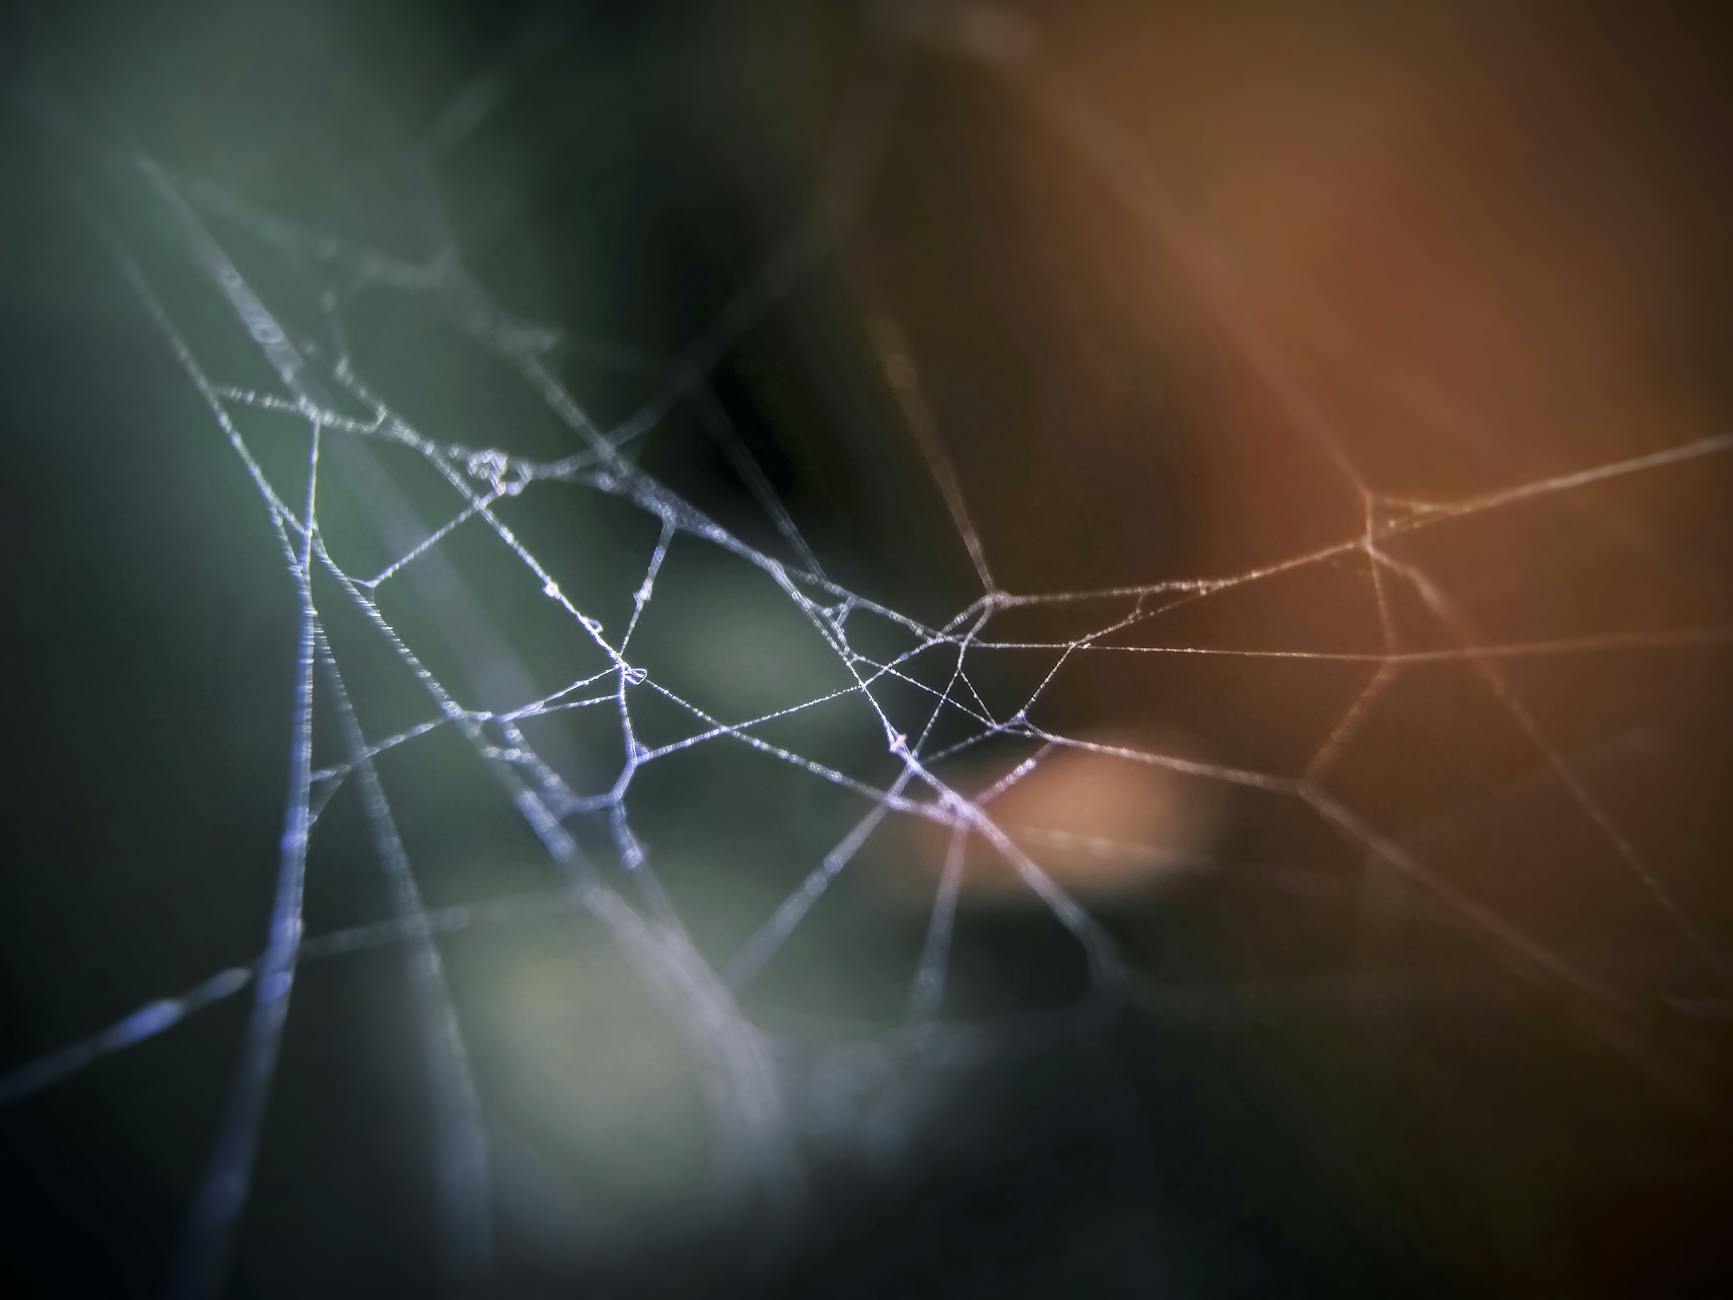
7,3,1733,1296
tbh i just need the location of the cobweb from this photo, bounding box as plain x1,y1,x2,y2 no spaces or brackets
8,3,1733,1297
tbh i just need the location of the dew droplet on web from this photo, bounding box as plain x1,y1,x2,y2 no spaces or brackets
466,448,509,487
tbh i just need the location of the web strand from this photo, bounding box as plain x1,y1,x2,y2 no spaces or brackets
8,20,1731,1296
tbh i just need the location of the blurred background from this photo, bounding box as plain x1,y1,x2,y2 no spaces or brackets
4,1,1733,1296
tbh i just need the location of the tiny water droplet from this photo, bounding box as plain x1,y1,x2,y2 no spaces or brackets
467,449,509,486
